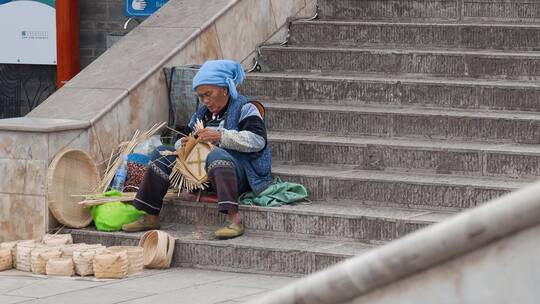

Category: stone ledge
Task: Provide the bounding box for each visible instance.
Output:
[0,117,89,133]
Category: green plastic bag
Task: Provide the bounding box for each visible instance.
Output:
[240,178,308,207]
[88,190,145,232]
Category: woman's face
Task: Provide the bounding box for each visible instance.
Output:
[195,85,228,114]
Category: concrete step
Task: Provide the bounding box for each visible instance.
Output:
[318,0,540,23]
[241,72,540,112]
[265,102,540,144]
[68,227,374,276]
[258,45,540,81]
[159,199,452,243]
[289,21,540,51]
[272,163,525,210]
[268,132,540,179]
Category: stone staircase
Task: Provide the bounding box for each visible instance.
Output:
[70,0,540,277]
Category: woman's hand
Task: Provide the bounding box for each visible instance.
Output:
[196,128,221,143]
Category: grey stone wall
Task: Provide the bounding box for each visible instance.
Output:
[79,0,146,68]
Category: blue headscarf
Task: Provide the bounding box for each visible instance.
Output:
[192,60,245,99]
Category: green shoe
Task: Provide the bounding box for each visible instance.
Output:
[122,215,161,232]
[214,222,245,239]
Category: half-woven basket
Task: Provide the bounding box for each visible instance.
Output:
[170,136,213,192]
[0,249,13,271]
[107,246,144,275]
[138,230,175,269]
[47,149,99,228]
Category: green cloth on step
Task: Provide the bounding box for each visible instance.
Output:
[239,178,308,207]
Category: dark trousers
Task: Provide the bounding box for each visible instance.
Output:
[133,145,249,216]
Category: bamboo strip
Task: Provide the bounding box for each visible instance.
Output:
[95,122,166,193]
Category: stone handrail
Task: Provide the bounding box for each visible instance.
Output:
[0,0,315,242]
[248,180,540,303]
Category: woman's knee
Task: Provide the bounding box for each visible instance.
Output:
[205,148,234,169]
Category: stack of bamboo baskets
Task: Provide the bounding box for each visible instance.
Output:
[0,234,145,280]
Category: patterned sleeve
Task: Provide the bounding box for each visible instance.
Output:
[220,103,267,153]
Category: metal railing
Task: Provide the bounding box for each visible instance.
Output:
[0,64,56,119]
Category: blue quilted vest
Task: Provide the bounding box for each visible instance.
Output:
[190,95,272,194]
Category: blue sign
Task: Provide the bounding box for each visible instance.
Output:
[125,0,168,17]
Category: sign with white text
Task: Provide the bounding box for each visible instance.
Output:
[0,0,56,65]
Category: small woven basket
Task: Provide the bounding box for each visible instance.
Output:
[42,234,73,246]
[73,246,106,276]
[0,241,19,266]
[31,247,62,275]
[60,244,89,258]
[0,249,13,271]
[107,246,144,275]
[46,257,74,276]
[15,241,38,272]
[93,251,129,279]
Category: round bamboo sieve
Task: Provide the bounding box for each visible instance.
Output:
[47,149,99,228]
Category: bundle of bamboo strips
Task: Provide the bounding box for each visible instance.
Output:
[95,122,167,193]
[75,192,137,207]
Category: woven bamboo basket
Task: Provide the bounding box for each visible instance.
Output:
[0,241,19,266]
[73,246,106,276]
[31,247,62,275]
[85,244,106,250]
[107,246,144,275]
[93,251,128,279]
[0,249,13,271]
[60,243,90,258]
[47,149,99,228]
[46,257,74,276]
[139,230,175,269]
[15,241,38,272]
[42,234,73,246]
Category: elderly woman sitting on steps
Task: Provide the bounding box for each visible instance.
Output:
[122,60,272,239]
